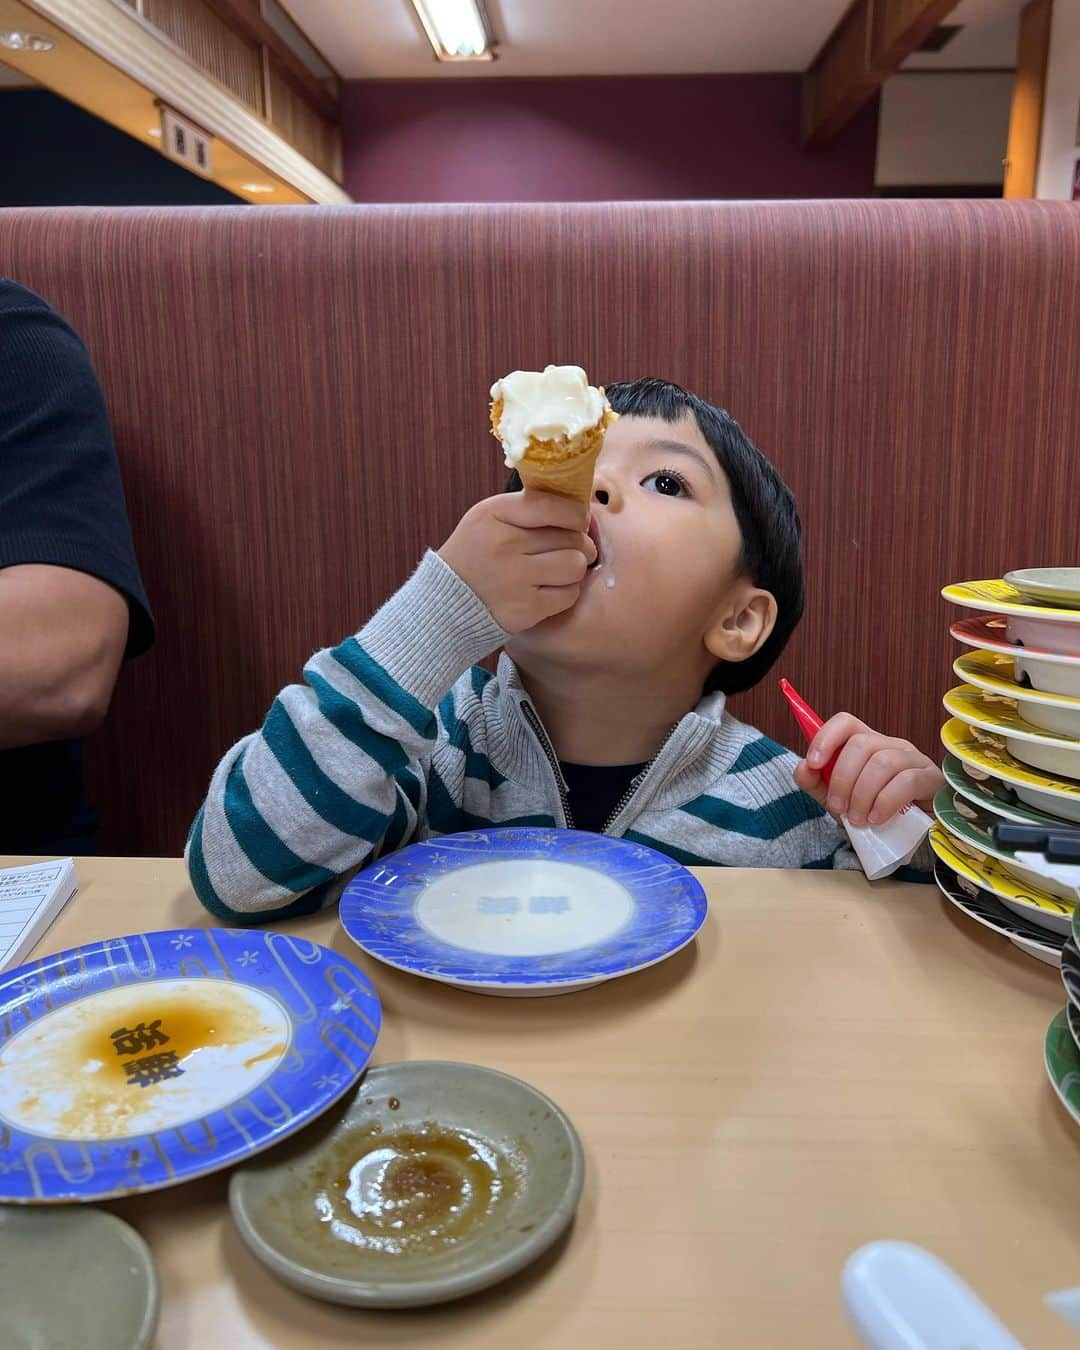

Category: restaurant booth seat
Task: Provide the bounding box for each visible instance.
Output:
[1,200,1077,856]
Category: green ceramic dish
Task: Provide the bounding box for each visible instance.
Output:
[1045,1007,1080,1128]
[229,1060,584,1308]
[0,1206,159,1349]
[933,787,1077,908]
[941,753,1065,829]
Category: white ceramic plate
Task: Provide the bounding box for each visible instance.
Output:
[1004,568,1080,610]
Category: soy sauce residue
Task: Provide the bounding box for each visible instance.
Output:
[72,997,264,1089]
[275,1121,521,1258]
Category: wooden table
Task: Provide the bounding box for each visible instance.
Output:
[10,856,1080,1348]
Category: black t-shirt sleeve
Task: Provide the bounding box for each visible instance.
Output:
[0,279,154,658]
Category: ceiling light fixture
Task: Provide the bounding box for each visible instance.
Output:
[0,31,54,52]
[241,183,275,193]
[408,0,496,63]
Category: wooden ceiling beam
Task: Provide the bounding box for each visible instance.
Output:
[803,0,965,147]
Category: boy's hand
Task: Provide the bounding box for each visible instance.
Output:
[793,714,944,827]
[439,489,597,633]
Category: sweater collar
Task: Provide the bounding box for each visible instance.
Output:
[488,655,745,809]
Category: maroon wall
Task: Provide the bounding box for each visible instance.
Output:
[342,75,879,203]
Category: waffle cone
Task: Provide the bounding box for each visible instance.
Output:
[491,397,616,507]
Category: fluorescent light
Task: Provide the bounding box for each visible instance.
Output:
[241,183,275,193]
[409,0,495,62]
[0,31,54,52]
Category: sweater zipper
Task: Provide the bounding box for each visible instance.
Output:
[521,700,676,835]
[599,731,675,834]
[520,702,574,828]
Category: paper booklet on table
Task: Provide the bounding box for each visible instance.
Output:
[0,858,78,972]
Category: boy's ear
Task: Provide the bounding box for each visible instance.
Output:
[705,585,777,664]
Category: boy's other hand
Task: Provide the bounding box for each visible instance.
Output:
[793,713,945,827]
[439,489,597,634]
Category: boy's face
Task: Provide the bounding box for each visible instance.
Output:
[507,412,777,695]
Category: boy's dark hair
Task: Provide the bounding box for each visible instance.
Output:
[604,379,804,696]
[506,377,804,697]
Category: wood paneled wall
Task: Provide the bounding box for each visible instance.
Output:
[143,0,264,113]
[266,54,340,181]
[129,0,341,182]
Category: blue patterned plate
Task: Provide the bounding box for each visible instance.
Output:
[0,929,381,1203]
[340,829,708,997]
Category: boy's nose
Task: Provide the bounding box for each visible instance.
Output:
[592,464,619,509]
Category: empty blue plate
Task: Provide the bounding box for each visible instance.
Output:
[340,828,708,996]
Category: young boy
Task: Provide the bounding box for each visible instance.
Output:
[186,378,943,921]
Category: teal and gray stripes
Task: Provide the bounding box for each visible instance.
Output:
[186,551,886,923]
[186,628,439,922]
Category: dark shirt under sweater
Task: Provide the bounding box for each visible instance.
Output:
[559,761,648,835]
[0,279,154,853]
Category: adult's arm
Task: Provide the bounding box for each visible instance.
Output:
[0,280,154,749]
[0,563,129,749]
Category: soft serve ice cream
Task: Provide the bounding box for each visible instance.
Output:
[489,364,617,505]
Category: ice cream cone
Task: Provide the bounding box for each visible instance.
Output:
[491,395,615,507]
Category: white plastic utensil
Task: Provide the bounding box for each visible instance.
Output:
[990,823,1080,903]
[1012,849,1080,903]
[843,1242,1024,1349]
[1046,1286,1080,1328]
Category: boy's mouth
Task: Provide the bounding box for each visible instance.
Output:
[587,516,603,570]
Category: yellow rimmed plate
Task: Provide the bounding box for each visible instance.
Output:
[943,685,1080,780]
[942,579,1080,624]
[954,652,1080,739]
[940,719,1080,824]
[928,825,1074,934]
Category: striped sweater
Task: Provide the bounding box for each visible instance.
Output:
[187,552,921,923]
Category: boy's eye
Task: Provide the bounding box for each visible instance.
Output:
[642,469,690,498]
